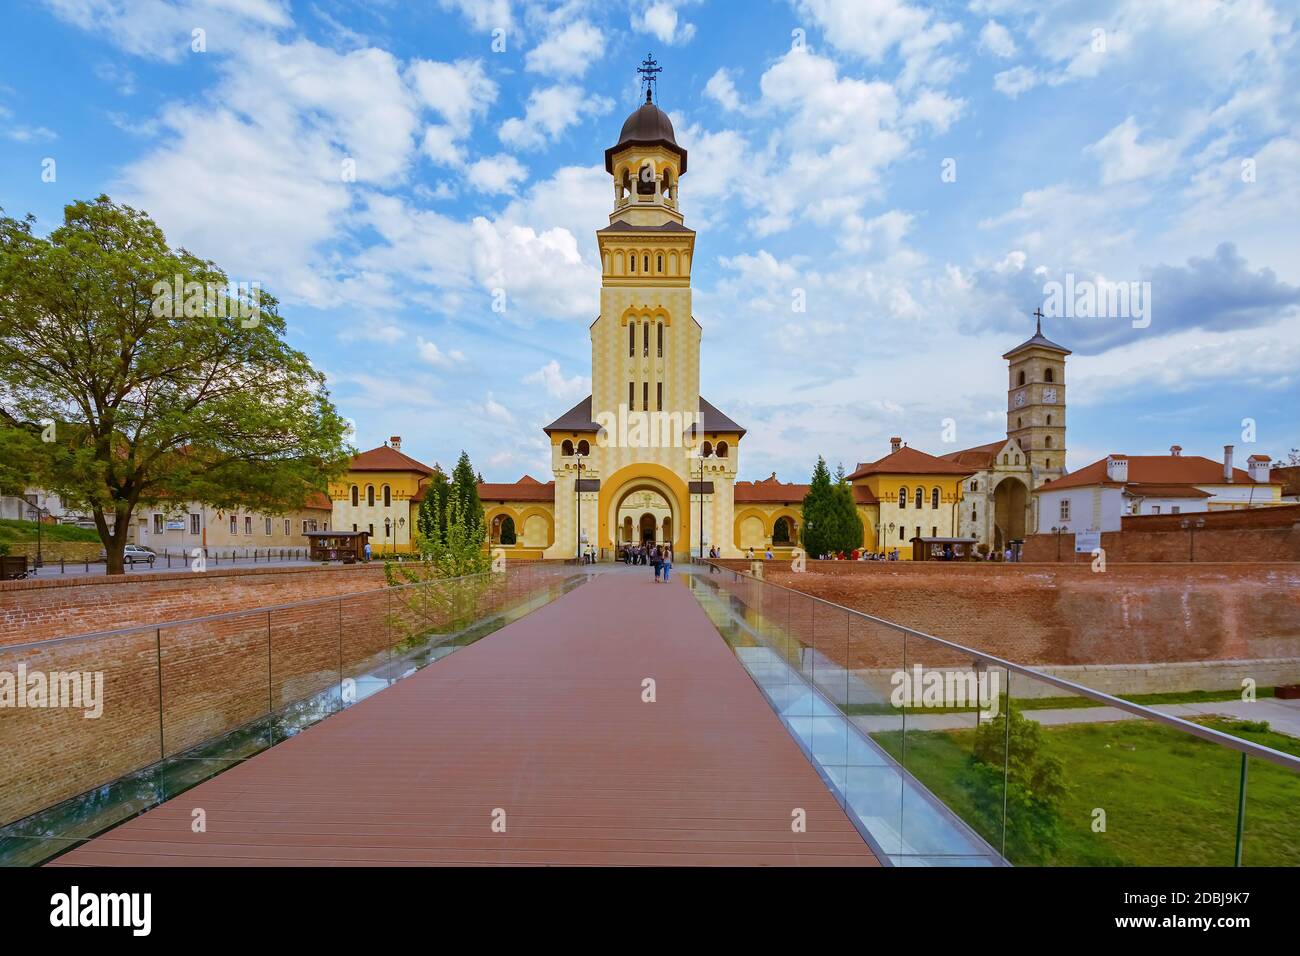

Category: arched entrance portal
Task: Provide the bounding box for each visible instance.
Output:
[993,478,1029,552]
[600,464,690,556]
[619,488,673,546]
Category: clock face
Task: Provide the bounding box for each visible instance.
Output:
[1013,390,1026,408]
[1043,388,1057,403]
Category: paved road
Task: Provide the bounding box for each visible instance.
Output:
[52,569,877,866]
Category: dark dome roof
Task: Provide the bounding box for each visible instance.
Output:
[604,95,687,173]
[618,101,677,146]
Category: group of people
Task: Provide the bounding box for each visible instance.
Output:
[622,542,674,581]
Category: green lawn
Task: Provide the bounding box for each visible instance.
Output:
[0,518,100,546]
[871,717,1300,866]
[841,686,1276,716]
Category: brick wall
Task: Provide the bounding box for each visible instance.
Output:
[0,564,390,646]
[706,559,1300,670]
[0,564,572,827]
[1021,526,1300,563]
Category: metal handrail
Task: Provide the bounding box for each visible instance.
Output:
[701,560,1300,772]
[0,565,561,653]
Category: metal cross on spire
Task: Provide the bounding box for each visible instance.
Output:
[1033,306,1045,335]
[638,53,662,103]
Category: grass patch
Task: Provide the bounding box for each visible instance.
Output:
[0,518,100,546]
[841,687,1275,716]
[871,717,1300,866]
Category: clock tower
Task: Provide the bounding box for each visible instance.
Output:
[1003,310,1070,488]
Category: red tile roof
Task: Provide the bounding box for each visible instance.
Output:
[304,491,333,511]
[1121,484,1213,499]
[939,440,1006,469]
[478,475,556,502]
[734,475,808,503]
[348,444,436,474]
[847,445,976,480]
[1041,454,1274,492]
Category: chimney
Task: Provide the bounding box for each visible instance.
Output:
[1248,455,1271,483]
[1170,445,1182,457]
[1106,455,1128,483]
[390,436,402,451]
[1223,444,1234,483]
[890,436,902,454]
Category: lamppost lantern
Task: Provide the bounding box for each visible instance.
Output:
[574,450,585,561]
[692,445,712,559]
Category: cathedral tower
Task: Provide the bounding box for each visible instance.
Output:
[1003,310,1069,488]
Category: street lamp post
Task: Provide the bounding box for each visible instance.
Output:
[694,448,712,560]
[575,451,584,562]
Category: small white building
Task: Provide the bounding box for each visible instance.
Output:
[1035,445,1284,533]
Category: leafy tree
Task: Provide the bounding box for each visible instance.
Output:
[0,196,351,573]
[801,456,863,557]
[449,450,485,546]
[964,702,1068,863]
[416,465,450,544]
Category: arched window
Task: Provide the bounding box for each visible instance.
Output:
[629,381,635,410]
[577,439,590,456]
[657,254,663,273]
[899,487,908,508]
[970,480,978,492]
[644,255,650,273]
[1018,370,1026,386]
[630,254,637,273]
[931,488,940,509]
[561,439,574,456]
[915,488,924,509]
[366,485,375,507]
[629,323,635,357]
[1046,458,1052,469]
[350,485,359,507]
[972,507,977,521]
[383,485,391,507]
[716,441,728,458]
[899,526,906,540]
[1002,454,1009,465]
[642,322,649,356]
[773,517,793,544]
[701,441,713,457]
[1045,367,1055,383]
[1017,417,1022,428]
[1046,414,1052,425]
[1045,435,1053,447]
[1015,455,1021,465]
[657,323,663,358]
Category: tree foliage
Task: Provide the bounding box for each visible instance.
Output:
[801,456,863,556]
[0,196,351,572]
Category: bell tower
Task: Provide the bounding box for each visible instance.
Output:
[592,54,699,424]
[1003,308,1070,488]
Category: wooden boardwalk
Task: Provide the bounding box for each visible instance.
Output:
[52,569,877,866]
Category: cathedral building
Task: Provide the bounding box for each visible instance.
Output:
[327,69,1075,561]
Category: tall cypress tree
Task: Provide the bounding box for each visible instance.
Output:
[802,456,864,557]
[450,450,485,545]
[417,464,450,544]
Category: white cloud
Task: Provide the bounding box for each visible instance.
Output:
[634,2,696,45]
[408,59,497,135]
[467,153,528,194]
[902,89,964,133]
[525,19,604,77]
[978,20,1017,58]
[436,0,511,33]
[993,65,1041,98]
[794,0,962,90]
[703,68,742,111]
[523,360,590,400]
[499,83,613,149]
[43,0,291,61]
[417,338,468,368]
[482,393,514,423]
[1085,116,1178,185]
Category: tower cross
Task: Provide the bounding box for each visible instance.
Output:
[637,53,662,103]
[1033,306,1044,335]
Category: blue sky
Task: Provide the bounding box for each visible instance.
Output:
[2,0,1298,482]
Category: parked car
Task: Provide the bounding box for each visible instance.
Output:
[99,544,156,566]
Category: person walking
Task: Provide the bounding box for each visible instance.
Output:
[662,545,673,582]
[363,540,372,562]
[652,545,663,581]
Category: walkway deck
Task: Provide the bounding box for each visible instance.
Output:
[52,569,877,866]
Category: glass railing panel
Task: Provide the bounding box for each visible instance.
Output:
[1227,743,1300,866]
[159,610,270,757]
[270,599,341,712]
[0,628,160,830]
[1003,668,1243,866]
